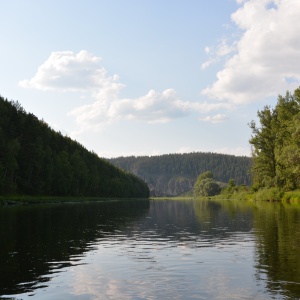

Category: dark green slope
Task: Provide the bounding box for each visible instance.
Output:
[0,96,149,198]
[109,153,252,196]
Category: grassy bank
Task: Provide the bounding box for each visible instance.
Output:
[212,188,300,203]
[0,195,149,206]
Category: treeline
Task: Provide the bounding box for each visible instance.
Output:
[250,87,300,191]
[0,96,149,198]
[109,152,252,196]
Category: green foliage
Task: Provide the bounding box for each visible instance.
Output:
[194,171,221,197]
[109,152,252,196]
[253,188,284,202]
[0,96,149,198]
[228,179,235,188]
[219,178,251,200]
[281,190,300,203]
[228,190,252,201]
[197,171,213,181]
[249,87,300,191]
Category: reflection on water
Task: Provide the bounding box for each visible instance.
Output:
[253,202,300,299]
[0,199,299,299]
[0,200,150,297]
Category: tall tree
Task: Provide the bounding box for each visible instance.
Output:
[249,106,277,189]
[249,87,300,190]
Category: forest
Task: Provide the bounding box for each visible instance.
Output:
[250,87,300,192]
[0,96,149,198]
[109,153,252,196]
[6,84,299,200]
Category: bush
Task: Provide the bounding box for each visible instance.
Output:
[281,190,300,203]
[254,187,284,201]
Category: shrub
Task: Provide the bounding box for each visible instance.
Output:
[254,187,284,201]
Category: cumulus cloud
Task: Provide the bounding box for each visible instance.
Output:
[202,0,300,104]
[19,50,124,93]
[20,50,232,130]
[68,88,192,131]
[69,89,233,131]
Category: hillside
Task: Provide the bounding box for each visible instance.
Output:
[0,96,149,198]
[109,153,252,196]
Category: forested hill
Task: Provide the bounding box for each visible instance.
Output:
[109,153,252,196]
[0,96,149,198]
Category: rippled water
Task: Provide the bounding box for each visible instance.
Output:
[0,199,300,299]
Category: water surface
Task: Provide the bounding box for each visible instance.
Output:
[0,199,299,299]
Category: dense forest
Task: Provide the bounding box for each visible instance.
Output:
[109,153,252,196]
[250,87,300,191]
[0,96,149,198]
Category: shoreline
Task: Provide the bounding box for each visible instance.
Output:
[0,196,150,206]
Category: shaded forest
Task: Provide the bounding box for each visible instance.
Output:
[0,96,149,198]
[109,153,252,196]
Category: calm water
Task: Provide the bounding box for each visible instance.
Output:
[0,199,300,300]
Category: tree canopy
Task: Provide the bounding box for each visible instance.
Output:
[249,87,300,191]
[0,96,149,198]
[109,152,252,196]
[194,171,221,197]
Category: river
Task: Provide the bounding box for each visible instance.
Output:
[0,199,299,299]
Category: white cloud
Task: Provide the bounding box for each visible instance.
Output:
[201,39,236,70]
[19,50,124,93]
[69,89,232,130]
[109,89,190,123]
[69,91,234,131]
[20,50,234,131]
[199,113,228,123]
[202,0,300,104]
[68,88,193,131]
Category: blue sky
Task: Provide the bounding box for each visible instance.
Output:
[1,0,300,158]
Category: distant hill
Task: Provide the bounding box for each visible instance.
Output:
[0,96,149,198]
[109,153,252,196]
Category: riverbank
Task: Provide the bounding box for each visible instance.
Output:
[150,189,300,204]
[212,188,300,203]
[3,190,300,206]
[0,195,149,206]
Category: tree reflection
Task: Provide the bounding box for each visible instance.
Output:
[193,199,253,234]
[1,199,300,299]
[0,200,149,296]
[253,202,300,299]
[194,199,300,299]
